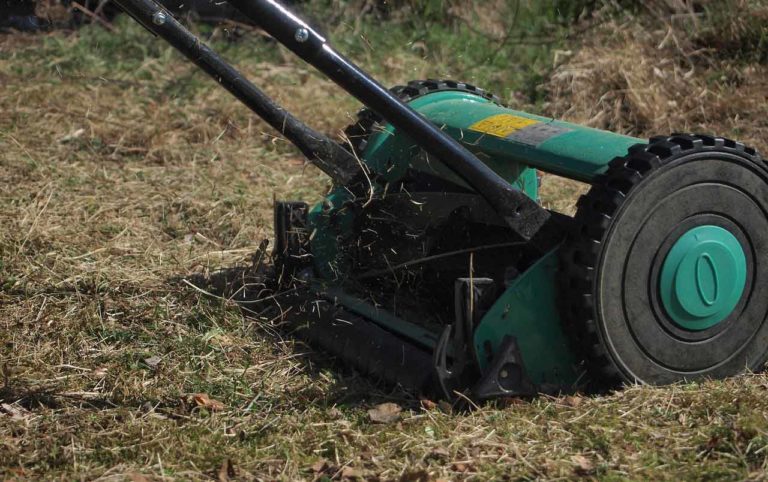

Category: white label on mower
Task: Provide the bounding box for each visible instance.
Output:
[507,123,573,146]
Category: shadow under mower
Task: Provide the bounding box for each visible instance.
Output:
[113,0,768,401]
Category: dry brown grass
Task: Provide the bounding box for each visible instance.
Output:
[2,5,768,480]
[539,0,768,211]
[545,0,768,152]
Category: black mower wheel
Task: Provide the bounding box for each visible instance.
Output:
[562,134,768,386]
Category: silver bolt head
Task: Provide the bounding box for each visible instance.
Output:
[152,11,168,26]
[294,28,310,43]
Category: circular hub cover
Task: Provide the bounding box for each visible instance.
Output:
[561,135,768,386]
[660,225,747,331]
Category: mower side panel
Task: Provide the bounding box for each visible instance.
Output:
[307,189,355,279]
[473,248,581,389]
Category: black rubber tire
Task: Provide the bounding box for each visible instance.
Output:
[561,134,768,386]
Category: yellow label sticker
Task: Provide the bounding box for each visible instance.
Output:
[469,114,539,138]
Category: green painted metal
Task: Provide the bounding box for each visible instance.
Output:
[365,90,643,183]
[473,248,580,387]
[660,225,747,331]
[307,189,355,279]
[361,90,540,199]
[310,89,543,279]
[311,89,644,279]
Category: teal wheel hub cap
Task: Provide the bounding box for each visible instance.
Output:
[660,225,747,331]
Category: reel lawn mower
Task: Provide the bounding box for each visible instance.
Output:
[113,0,768,400]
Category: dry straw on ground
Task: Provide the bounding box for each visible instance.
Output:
[546,0,768,152]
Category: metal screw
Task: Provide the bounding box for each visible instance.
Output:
[152,11,167,26]
[294,28,309,43]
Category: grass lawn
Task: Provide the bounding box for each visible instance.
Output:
[2,3,768,480]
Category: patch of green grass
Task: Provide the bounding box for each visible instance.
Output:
[5,2,576,109]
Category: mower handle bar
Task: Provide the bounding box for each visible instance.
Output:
[112,0,550,240]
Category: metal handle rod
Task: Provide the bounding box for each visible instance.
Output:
[226,0,549,238]
[113,0,550,239]
[113,0,361,185]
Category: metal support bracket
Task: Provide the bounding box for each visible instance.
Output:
[472,336,536,400]
[434,277,496,399]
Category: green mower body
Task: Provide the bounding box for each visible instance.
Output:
[302,86,640,391]
[117,0,768,400]
[274,81,768,398]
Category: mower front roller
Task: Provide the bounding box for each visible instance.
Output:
[290,299,438,392]
[562,135,768,385]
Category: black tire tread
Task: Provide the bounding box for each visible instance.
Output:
[561,134,764,385]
